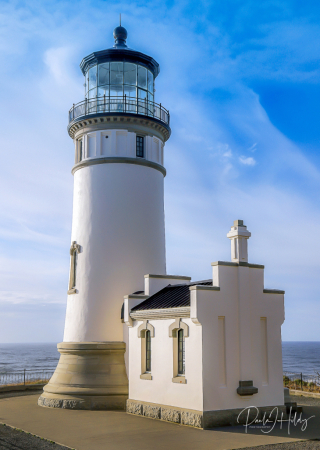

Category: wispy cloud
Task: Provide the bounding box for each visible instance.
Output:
[239,156,256,166]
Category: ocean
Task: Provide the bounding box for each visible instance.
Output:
[282,341,320,375]
[0,341,319,375]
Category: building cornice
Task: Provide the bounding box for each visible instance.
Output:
[144,274,191,280]
[263,289,285,294]
[80,48,160,77]
[68,113,171,141]
[72,157,166,177]
[189,285,220,291]
[211,261,265,269]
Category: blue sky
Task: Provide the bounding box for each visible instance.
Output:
[0,0,319,342]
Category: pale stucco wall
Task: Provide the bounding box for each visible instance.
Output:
[192,264,284,412]
[128,262,284,413]
[75,129,164,166]
[128,318,203,411]
[63,162,166,343]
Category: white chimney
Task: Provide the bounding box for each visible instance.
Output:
[227,220,251,263]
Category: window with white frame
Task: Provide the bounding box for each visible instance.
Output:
[169,318,189,383]
[138,320,154,380]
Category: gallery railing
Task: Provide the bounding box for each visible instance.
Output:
[0,369,54,386]
[69,96,170,126]
[283,371,320,393]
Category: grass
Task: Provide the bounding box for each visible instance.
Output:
[283,375,320,393]
[1,379,50,387]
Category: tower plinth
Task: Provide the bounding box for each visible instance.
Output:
[39,26,170,410]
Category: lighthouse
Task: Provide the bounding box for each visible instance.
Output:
[39,24,286,425]
[39,25,171,410]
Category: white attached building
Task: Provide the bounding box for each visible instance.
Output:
[124,220,286,428]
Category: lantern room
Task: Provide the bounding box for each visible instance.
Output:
[68,25,168,123]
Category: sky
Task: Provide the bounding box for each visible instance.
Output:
[0,0,319,342]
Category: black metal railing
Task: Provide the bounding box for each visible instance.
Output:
[283,371,320,393]
[68,96,170,126]
[0,369,54,387]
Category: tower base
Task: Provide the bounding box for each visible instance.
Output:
[38,342,128,410]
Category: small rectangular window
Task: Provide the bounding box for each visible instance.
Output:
[136,136,144,158]
[79,139,83,162]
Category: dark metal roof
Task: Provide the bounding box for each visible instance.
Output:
[131,280,212,311]
[80,48,160,77]
[80,26,160,77]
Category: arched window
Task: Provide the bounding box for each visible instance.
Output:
[137,320,154,380]
[145,330,151,373]
[72,251,77,288]
[68,241,81,295]
[168,318,188,383]
[178,329,185,375]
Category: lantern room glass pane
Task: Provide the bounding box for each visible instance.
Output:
[138,66,147,89]
[124,85,136,98]
[110,62,123,85]
[147,71,153,93]
[124,86,136,112]
[98,63,109,86]
[98,86,109,97]
[147,93,154,116]
[88,66,97,90]
[110,86,123,100]
[124,63,137,86]
[88,88,97,99]
[138,89,147,99]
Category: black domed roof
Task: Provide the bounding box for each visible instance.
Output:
[113,26,128,48]
[80,26,160,77]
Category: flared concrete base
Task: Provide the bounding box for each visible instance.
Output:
[38,342,128,410]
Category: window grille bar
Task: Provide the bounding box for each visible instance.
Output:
[178,329,185,375]
[146,330,151,372]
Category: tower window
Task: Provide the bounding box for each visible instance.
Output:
[145,330,151,372]
[72,252,77,288]
[178,329,185,375]
[79,139,83,162]
[136,136,144,158]
[68,241,81,295]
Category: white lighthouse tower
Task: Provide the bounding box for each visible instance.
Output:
[39,25,171,410]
